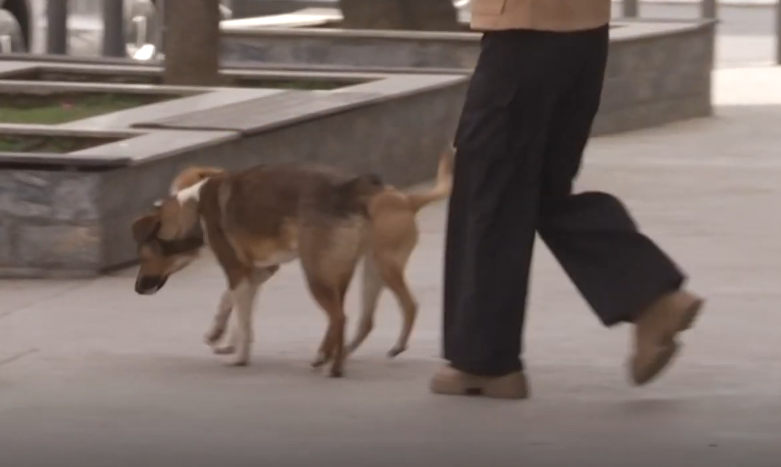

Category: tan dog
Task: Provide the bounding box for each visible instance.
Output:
[132,150,453,377]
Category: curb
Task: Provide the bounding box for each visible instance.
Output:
[611,0,775,6]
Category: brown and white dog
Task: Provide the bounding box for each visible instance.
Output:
[131,149,453,377]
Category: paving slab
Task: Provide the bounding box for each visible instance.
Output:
[1,66,780,466]
[136,90,382,135]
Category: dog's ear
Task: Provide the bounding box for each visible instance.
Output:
[132,214,160,243]
[193,167,226,180]
[170,166,226,193]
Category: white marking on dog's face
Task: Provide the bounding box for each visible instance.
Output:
[175,179,207,204]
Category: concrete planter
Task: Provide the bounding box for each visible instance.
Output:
[221,19,716,135]
[0,67,466,277]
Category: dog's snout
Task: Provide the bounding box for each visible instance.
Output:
[135,275,167,295]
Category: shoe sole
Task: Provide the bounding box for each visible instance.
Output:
[429,373,529,400]
[631,297,704,386]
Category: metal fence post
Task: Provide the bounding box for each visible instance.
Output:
[701,0,717,19]
[0,9,24,53]
[155,0,166,59]
[46,0,68,54]
[776,0,781,65]
[103,0,126,57]
[623,0,639,18]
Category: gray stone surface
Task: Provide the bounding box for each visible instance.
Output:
[0,170,54,220]
[70,129,239,163]
[221,20,716,135]
[222,27,481,70]
[15,223,102,267]
[0,217,11,264]
[594,21,716,134]
[1,66,781,466]
[137,89,382,134]
[58,87,283,131]
[0,170,102,274]
[0,170,100,222]
[220,19,708,70]
[0,60,32,75]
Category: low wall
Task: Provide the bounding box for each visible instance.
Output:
[596,20,715,134]
[0,72,466,278]
[222,19,716,135]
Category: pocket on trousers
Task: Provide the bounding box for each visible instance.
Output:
[471,0,508,15]
[453,63,517,152]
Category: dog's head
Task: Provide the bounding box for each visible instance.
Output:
[132,166,226,295]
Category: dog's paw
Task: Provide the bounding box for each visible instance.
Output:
[204,328,225,346]
[310,352,329,369]
[329,368,344,378]
[387,345,407,358]
[227,355,250,367]
[213,344,236,355]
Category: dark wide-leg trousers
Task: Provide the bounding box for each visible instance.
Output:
[443,25,686,377]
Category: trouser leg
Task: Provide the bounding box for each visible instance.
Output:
[536,26,686,325]
[443,30,572,377]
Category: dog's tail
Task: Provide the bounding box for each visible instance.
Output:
[170,166,227,194]
[405,146,454,213]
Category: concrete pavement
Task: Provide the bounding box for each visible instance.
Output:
[2,66,781,466]
[613,0,776,6]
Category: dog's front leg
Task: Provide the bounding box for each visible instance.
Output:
[205,289,234,353]
[226,266,279,366]
[205,266,280,357]
[229,277,260,366]
[214,312,240,355]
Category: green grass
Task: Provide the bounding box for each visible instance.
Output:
[7,71,360,91]
[0,134,122,153]
[0,92,175,124]
[231,79,354,90]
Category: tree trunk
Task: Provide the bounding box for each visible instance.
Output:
[163,0,222,86]
[339,0,459,31]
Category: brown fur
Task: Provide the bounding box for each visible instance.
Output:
[131,149,453,377]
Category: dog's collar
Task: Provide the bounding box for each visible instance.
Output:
[157,236,205,256]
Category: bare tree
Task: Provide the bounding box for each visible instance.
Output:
[163,0,222,86]
[339,0,460,31]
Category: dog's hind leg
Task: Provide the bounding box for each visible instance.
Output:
[364,212,418,358]
[300,222,364,377]
[306,279,349,377]
[347,254,385,355]
[374,251,418,358]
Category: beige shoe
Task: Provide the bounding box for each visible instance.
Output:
[630,290,704,386]
[429,366,529,399]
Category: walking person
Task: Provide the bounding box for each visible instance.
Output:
[430,0,704,399]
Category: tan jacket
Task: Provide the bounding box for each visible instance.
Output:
[470,0,612,32]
